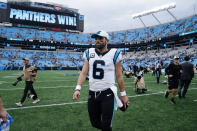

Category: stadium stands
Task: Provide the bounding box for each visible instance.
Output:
[0,15,197,44]
[0,15,197,70]
[0,44,196,71]
[122,45,197,71]
[0,49,83,70]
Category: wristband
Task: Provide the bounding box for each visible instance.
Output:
[75,85,81,91]
[120,91,126,96]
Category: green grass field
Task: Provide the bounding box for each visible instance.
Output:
[0,70,197,131]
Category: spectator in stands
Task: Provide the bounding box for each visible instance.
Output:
[16,58,40,107]
[178,56,194,98]
[0,97,8,121]
[165,56,182,104]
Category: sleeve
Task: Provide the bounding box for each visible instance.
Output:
[32,66,37,73]
[27,67,33,72]
[113,49,122,64]
[83,49,89,61]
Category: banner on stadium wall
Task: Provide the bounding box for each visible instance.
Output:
[0,2,84,31]
[9,8,77,27]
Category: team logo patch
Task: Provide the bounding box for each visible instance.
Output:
[90,53,95,58]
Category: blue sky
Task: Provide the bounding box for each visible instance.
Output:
[30,0,197,33]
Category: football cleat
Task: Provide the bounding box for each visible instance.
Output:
[32,99,40,104]
[170,98,176,104]
[16,102,22,107]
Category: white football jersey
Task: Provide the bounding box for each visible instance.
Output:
[83,48,122,91]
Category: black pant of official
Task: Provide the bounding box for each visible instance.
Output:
[178,79,191,98]
[88,89,115,131]
[156,77,160,84]
[20,81,38,103]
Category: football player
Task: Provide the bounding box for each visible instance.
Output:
[73,30,129,131]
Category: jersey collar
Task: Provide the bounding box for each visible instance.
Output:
[95,48,111,57]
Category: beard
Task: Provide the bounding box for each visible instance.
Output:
[95,42,106,50]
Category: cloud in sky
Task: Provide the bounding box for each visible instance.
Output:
[31,0,197,33]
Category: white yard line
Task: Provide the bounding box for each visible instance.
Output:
[6,89,197,111]
[0,82,197,91]
[128,91,164,98]
[0,85,75,91]
[193,100,197,102]
[6,101,87,111]
[0,85,147,91]
[6,92,162,111]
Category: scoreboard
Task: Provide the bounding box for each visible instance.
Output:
[0,2,84,32]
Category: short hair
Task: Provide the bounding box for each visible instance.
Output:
[184,56,190,61]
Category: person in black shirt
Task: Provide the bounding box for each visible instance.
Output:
[165,56,182,104]
[178,56,194,98]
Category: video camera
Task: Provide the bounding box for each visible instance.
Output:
[12,77,22,86]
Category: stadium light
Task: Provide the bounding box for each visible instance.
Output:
[132,3,177,27]
[132,3,176,19]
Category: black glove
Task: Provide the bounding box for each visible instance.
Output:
[32,68,37,73]
[12,77,22,86]
[17,77,22,81]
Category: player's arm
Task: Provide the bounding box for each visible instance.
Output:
[18,73,24,78]
[73,60,89,100]
[30,69,37,77]
[165,64,173,77]
[0,97,8,121]
[115,62,129,107]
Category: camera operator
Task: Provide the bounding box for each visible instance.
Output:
[134,71,147,94]
[16,58,40,107]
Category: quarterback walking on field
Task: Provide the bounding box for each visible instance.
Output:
[73,30,129,131]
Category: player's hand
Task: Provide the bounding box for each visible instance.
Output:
[73,90,80,100]
[120,96,129,108]
[0,108,8,121]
